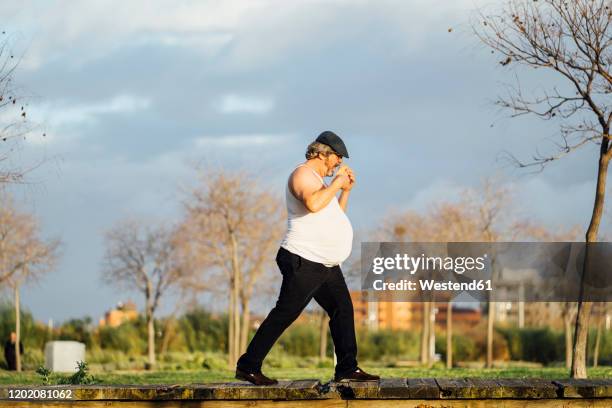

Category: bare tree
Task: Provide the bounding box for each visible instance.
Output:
[180,170,284,368]
[475,0,612,377]
[471,182,506,369]
[0,195,31,283]
[0,33,37,184]
[102,220,192,370]
[0,193,59,371]
[377,179,551,367]
[517,222,581,368]
[158,278,205,356]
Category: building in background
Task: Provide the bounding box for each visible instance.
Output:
[98,301,139,328]
[351,290,481,330]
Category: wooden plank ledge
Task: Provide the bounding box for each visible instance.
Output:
[0,378,610,407]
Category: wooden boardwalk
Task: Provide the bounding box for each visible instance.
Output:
[1,378,611,407]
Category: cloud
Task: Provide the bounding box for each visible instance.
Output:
[404,179,467,212]
[3,0,493,71]
[143,31,234,55]
[37,95,150,126]
[194,133,291,148]
[2,0,264,70]
[216,94,274,114]
[25,94,150,144]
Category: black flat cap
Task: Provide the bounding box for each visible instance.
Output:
[315,131,349,158]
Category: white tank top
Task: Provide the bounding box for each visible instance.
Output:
[280,164,354,267]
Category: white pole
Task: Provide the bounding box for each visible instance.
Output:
[518,283,525,328]
[333,345,337,367]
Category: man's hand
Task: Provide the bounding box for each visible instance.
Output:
[332,173,351,190]
[345,168,355,191]
[336,166,354,212]
[335,165,355,191]
[336,165,350,177]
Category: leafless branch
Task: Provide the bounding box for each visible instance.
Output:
[474,0,612,168]
[0,192,60,288]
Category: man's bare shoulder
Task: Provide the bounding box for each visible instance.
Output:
[289,166,323,200]
[290,166,321,185]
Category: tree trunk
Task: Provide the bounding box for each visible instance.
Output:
[239,299,250,355]
[228,278,235,368]
[233,284,241,363]
[572,301,593,377]
[319,309,328,361]
[572,149,610,378]
[14,281,21,372]
[146,307,156,370]
[446,300,452,369]
[564,303,574,369]
[486,302,495,368]
[428,302,436,367]
[145,279,156,370]
[420,302,430,365]
[229,233,242,368]
[593,303,603,368]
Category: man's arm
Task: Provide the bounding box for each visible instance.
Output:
[338,190,350,212]
[337,168,355,212]
[290,167,350,213]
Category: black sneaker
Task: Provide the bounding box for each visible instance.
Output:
[235,367,278,386]
[334,367,380,382]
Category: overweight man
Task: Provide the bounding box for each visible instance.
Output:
[236,131,379,385]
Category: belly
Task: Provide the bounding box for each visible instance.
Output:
[282,199,354,264]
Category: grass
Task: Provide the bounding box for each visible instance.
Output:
[1,366,611,385]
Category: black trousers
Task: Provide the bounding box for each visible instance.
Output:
[237,247,358,376]
[4,341,22,371]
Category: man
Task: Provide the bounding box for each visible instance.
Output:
[236,131,379,385]
[4,332,23,371]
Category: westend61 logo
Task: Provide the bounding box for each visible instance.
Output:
[369,252,492,294]
[371,253,488,275]
[360,242,612,302]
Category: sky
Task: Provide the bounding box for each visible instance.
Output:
[0,0,609,325]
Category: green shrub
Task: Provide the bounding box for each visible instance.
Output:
[497,327,564,364]
[265,348,300,368]
[435,333,478,363]
[86,349,147,371]
[0,302,51,352]
[588,327,612,366]
[277,324,319,357]
[57,361,97,385]
[157,351,204,370]
[57,317,95,347]
[179,309,227,352]
[200,352,228,370]
[21,348,45,370]
[461,322,510,362]
[356,329,421,360]
[97,322,146,354]
[87,348,127,364]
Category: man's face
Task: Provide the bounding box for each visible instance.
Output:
[10,332,16,342]
[323,152,342,177]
